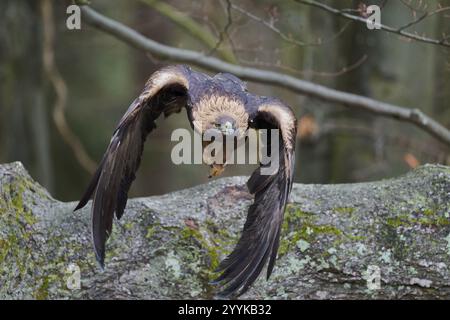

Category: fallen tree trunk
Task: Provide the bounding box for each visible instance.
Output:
[0,161,449,299]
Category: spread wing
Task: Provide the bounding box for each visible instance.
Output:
[74,65,193,267]
[213,98,297,298]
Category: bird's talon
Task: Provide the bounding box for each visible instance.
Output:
[209,164,225,178]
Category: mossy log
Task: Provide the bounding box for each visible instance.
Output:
[0,161,449,299]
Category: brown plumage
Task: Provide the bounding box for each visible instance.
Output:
[74,65,297,298]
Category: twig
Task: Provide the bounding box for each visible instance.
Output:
[293,0,450,47]
[398,3,450,31]
[79,5,450,147]
[208,0,233,56]
[239,54,368,78]
[231,3,351,47]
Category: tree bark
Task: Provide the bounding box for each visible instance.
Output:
[0,161,449,299]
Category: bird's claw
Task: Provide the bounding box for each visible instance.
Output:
[208,164,225,178]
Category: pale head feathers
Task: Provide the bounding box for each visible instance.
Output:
[192,95,249,139]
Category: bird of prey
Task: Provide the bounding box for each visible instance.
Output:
[74,65,297,298]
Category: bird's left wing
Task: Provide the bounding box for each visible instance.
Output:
[213,98,297,297]
[74,65,194,267]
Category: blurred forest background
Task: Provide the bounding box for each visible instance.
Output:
[0,0,449,202]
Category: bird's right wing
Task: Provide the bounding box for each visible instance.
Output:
[74,65,193,267]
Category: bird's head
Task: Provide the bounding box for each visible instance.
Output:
[192,95,248,139]
[214,115,236,136]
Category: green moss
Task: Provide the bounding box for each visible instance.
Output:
[309,224,343,236]
[123,221,134,230]
[11,186,24,210]
[180,226,220,273]
[279,206,366,257]
[278,239,290,257]
[282,206,316,229]
[279,206,354,256]
[0,174,69,299]
[334,207,356,215]
[144,223,180,240]
[385,209,450,228]
[34,277,50,300]
[386,216,405,228]
[0,180,37,268]
[0,238,11,263]
[146,226,156,238]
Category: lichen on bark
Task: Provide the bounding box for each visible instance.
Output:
[0,161,449,299]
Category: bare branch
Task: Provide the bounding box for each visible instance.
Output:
[293,0,450,48]
[79,5,450,147]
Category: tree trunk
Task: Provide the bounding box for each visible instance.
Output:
[0,161,449,299]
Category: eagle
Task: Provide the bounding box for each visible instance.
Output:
[74,65,297,298]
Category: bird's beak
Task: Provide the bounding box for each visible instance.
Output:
[220,121,236,136]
